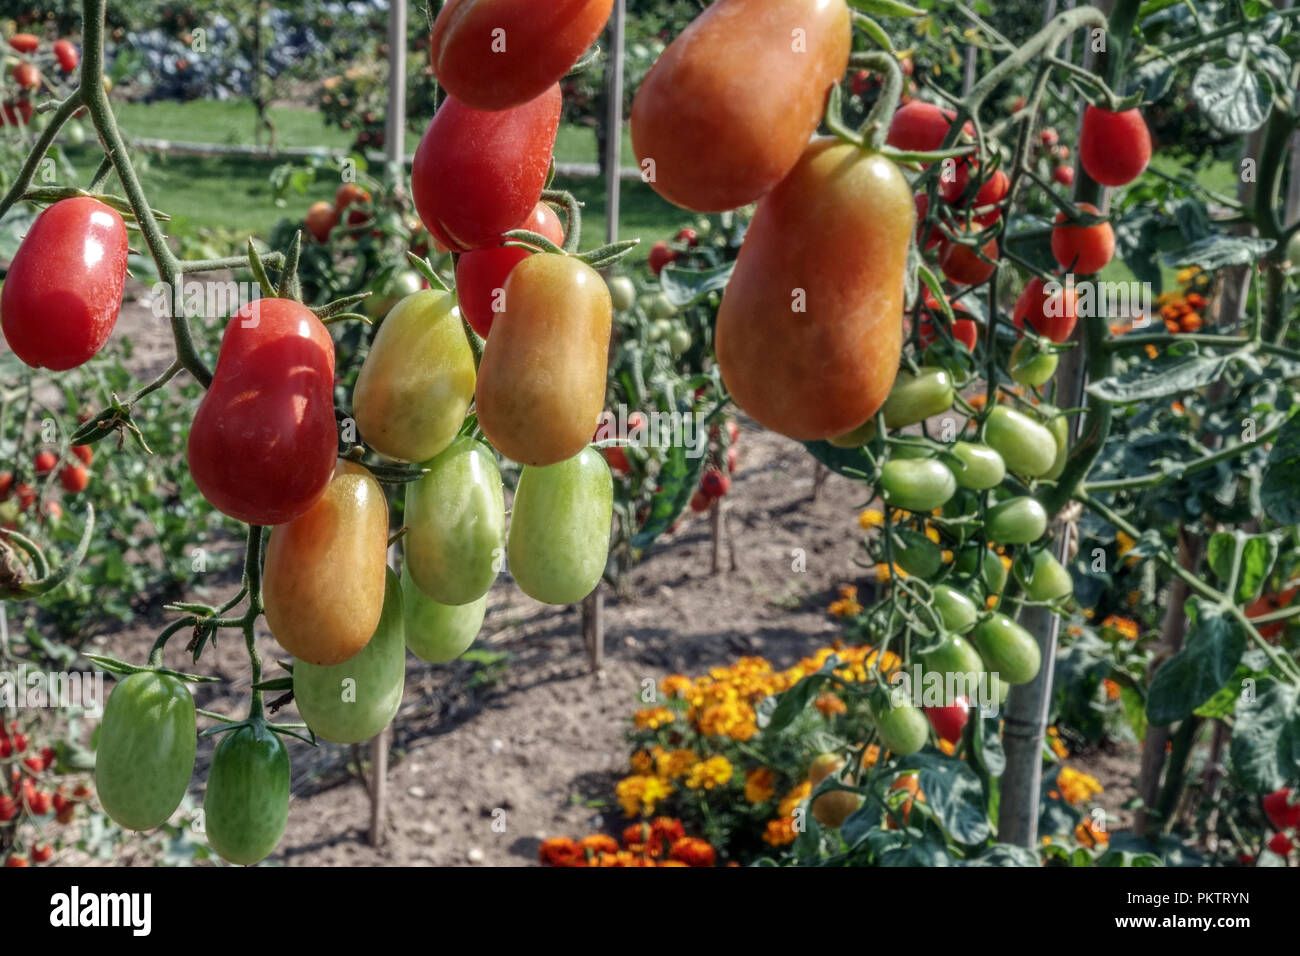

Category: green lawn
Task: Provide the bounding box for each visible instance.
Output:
[65,99,674,250]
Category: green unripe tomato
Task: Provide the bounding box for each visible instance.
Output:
[1021,549,1074,601]
[1040,406,1070,480]
[650,318,673,341]
[881,367,956,429]
[919,633,986,680]
[984,405,1058,478]
[668,328,692,356]
[95,672,196,831]
[606,276,636,311]
[827,418,876,448]
[1009,337,1058,387]
[869,695,930,755]
[985,496,1048,544]
[892,529,943,579]
[879,458,957,513]
[948,442,1006,490]
[955,546,1007,594]
[930,585,980,634]
[203,723,290,865]
[293,568,405,745]
[648,293,677,320]
[401,563,487,663]
[971,613,1042,685]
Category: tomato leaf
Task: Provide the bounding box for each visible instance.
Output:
[1160,234,1275,270]
[1190,60,1271,134]
[1087,348,1254,404]
[628,441,707,551]
[901,752,991,845]
[847,0,924,17]
[658,262,734,308]
[802,440,875,480]
[1146,598,1247,725]
[761,661,839,733]
[1206,530,1278,603]
[968,844,1039,866]
[1261,412,1300,524]
[1228,677,1300,793]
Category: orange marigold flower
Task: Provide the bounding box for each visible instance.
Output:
[861,744,880,770]
[969,393,988,409]
[938,738,956,755]
[579,834,620,856]
[815,692,848,717]
[1075,818,1110,848]
[634,706,676,730]
[859,509,885,529]
[622,822,651,850]
[1171,401,1185,415]
[829,595,863,617]
[658,859,689,867]
[539,837,582,867]
[1186,292,1207,309]
[1146,344,1160,358]
[669,837,717,867]
[1103,678,1121,701]
[1109,321,1129,336]
[1057,766,1103,805]
[660,674,692,698]
[650,817,685,845]
[615,774,672,818]
[1101,614,1140,640]
[778,781,812,818]
[629,748,654,774]
[763,817,798,847]
[745,767,776,804]
[654,748,699,780]
[685,755,734,790]
[1181,313,1202,332]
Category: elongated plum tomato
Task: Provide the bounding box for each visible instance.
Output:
[927,590,981,636]
[294,568,405,745]
[431,0,613,110]
[8,33,39,53]
[507,446,613,605]
[188,298,336,525]
[1079,105,1151,187]
[476,254,612,466]
[983,405,1058,478]
[1021,550,1074,602]
[869,696,929,755]
[95,673,195,831]
[411,84,560,252]
[716,139,912,439]
[939,233,998,286]
[971,612,1041,685]
[948,442,1005,491]
[262,461,389,666]
[631,0,850,212]
[54,39,79,73]
[985,495,1048,544]
[1013,276,1078,343]
[1051,202,1114,274]
[1,197,127,371]
[886,100,973,154]
[204,724,289,866]
[455,202,565,338]
[925,697,969,745]
[352,290,475,463]
[879,458,957,513]
[403,437,505,606]
[402,564,487,663]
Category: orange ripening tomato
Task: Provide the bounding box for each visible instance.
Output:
[475,254,612,466]
[1013,276,1079,343]
[1051,202,1115,274]
[455,202,566,338]
[939,233,998,286]
[715,139,913,440]
[631,0,850,212]
[188,298,337,526]
[305,201,338,243]
[430,0,613,110]
[262,460,389,666]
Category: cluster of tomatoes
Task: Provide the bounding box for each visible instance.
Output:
[689,419,739,513]
[2,32,78,127]
[0,444,93,529]
[303,181,374,243]
[1,721,92,868]
[1263,787,1298,859]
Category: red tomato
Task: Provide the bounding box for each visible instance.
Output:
[1013,277,1079,343]
[887,100,972,154]
[4,855,29,868]
[15,484,36,512]
[1,100,34,126]
[31,844,53,864]
[12,62,40,90]
[849,69,871,97]
[1053,165,1074,186]
[1263,788,1300,831]
[53,39,78,72]
[937,158,972,204]
[0,472,11,498]
[34,451,57,476]
[334,182,370,211]
[0,795,15,822]
[431,0,613,110]
[925,696,969,744]
[919,292,979,351]
[304,201,337,242]
[1246,589,1297,640]
[59,464,89,494]
[675,227,699,247]
[971,169,1010,226]
[1039,128,1058,147]
[1051,202,1115,274]
[455,202,566,337]
[595,411,646,474]
[631,0,851,212]
[1056,145,1071,160]
[42,501,61,522]
[1,198,128,371]
[188,299,337,525]
[8,34,39,54]
[648,240,677,276]
[700,468,730,499]
[412,85,560,251]
[726,446,738,473]
[939,234,998,286]
[71,444,93,465]
[1268,832,1294,856]
[27,788,51,815]
[1080,105,1152,187]
[689,489,711,512]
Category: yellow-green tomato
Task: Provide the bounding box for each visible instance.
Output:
[984,405,1058,478]
[1021,550,1074,601]
[401,564,487,663]
[948,442,1005,490]
[971,612,1042,685]
[879,458,957,512]
[507,446,613,605]
[203,723,290,866]
[293,568,406,745]
[1009,337,1058,387]
[353,289,476,463]
[985,496,1048,544]
[403,437,505,606]
[606,276,636,311]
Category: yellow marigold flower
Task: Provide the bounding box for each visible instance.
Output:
[1103,678,1121,701]
[874,563,908,582]
[1156,290,1179,306]
[1046,726,1069,759]
[778,781,812,818]
[655,748,699,780]
[685,755,734,791]
[1116,530,1135,556]
[1057,766,1103,805]
[745,767,776,804]
[1000,554,1013,573]
[634,706,676,730]
[660,674,692,698]
[763,817,798,847]
[1083,608,1095,619]
[814,692,847,717]
[616,774,672,818]
[829,594,863,618]
[859,508,884,529]
[630,748,654,774]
